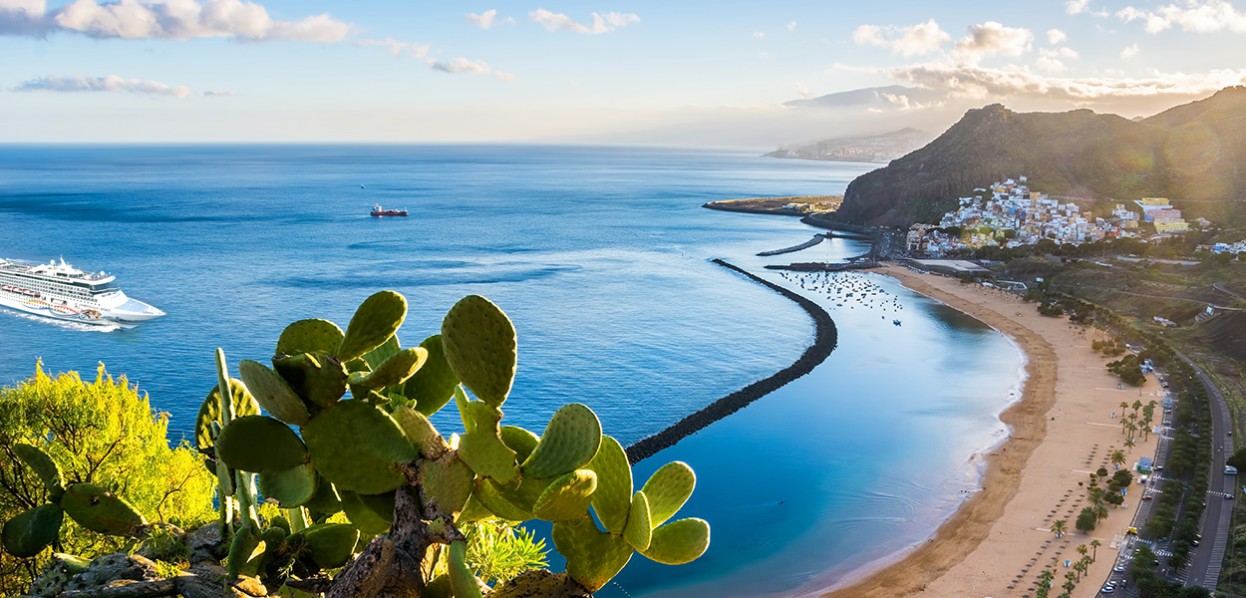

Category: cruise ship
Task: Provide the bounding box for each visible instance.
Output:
[0,257,165,327]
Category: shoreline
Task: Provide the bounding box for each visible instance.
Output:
[624,258,838,464]
[814,264,1160,598]
[813,264,1059,597]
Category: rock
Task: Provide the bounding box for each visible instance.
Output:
[29,553,90,597]
[489,570,591,598]
[64,554,160,592]
[178,562,268,598]
[186,522,227,563]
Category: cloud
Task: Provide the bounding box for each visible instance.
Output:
[851,18,950,57]
[12,74,190,98]
[357,37,430,59]
[787,20,796,31]
[0,0,352,41]
[203,89,235,97]
[885,62,1246,102]
[528,8,638,34]
[1117,1,1246,33]
[1121,43,1141,58]
[427,57,490,75]
[1066,0,1092,14]
[494,70,515,82]
[752,31,764,39]
[793,83,812,99]
[954,21,1033,62]
[1047,28,1068,44]
[466,9,512,30]
[1036,47,1078,72]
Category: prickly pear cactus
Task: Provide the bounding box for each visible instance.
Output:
[193,290,710,596]
[1,504,63,558]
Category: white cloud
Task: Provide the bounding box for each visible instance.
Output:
[12,74,190,98]
[752,31,764,39]
[203,89,236,97]
[0,0,352,41]
[793,82,812,99]
[466,9,512,30]
[886,62,1246,102]
[357,37,430,59]
[1121,43,1141,58]
[954,21,1034,62]
[528,8,638,34]
[851,18,950,57]
[1066,0,1091,14]
[1036,47,1078,71]
[427,57,491,75]
[1047,28,1068,44]
[787,20,796,31]
[494,70,516,82]
[1117,1,1246,34]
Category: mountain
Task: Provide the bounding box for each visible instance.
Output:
[764,128,934,164]
[784,85,943,110]
[836,86,1246,227]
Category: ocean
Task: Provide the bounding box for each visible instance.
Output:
[0,144,1023,596]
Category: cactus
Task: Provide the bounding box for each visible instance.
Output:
[521,403,602,480]
[239,360,310,426]
[277,318,345,356]
[13,443,64,493]
[587,435,631,534]
[348,347,428,390]
[338,290,407,361]
[532,469,597,522]
[1,504,63,558]
[638,518,710,565]
[440,295,517,408]
[258,463,318,508]
[215,415,310,473]
[403,335,459,416]
[273,352,349,409]
[640,461,695,528]
[302,400,417,495]
[59,483,147,536]
[189,291,709,595]
[622,491,651,551]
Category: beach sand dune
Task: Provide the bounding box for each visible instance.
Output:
[816,265,1161,598]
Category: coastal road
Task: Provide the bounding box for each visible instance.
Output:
[1213,282,1246,302]
[1177,350,1234,591]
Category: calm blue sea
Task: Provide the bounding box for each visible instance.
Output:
[0,145,1022,596]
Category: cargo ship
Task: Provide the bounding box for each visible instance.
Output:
[370,204,408,217]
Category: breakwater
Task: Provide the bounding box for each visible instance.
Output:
[756,234,827,257]
[624,259,838,464]
[764,261,880,272]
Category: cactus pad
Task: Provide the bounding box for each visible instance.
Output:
[500,426,540,463]
[348,347,427,390]
[1,504,63,558]
[258,463,318,508]
[533,469,597,522]
[341,491,395,536]
[403,335,460,416]
[216,415,310,474]
[273,352,348,409]
[302,400,417,495]
[638,518,710,565]
[623,491,652,551]
[552,519,633,593]
[195,378,259,453]
[392,406,449,458]
[361,335,400,371]
[303,476,344,515]
[457,495,493,524]
[640,461,695,528]
[420,456,474,516]
[338,291,407,361]
[239,360,310,426]
[296,523,360,570]
[60,483,146,536]
[13,443,63,492]
[521,403,602,480]
[587,435,631,534]
[448,539,484,598]
[440,295,517,408]
[456,394,519,484]
[473,479,534,521]
[276,319,344,356]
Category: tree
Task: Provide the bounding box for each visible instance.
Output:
[1090,538,1101,561]
[1051,519,1067,538]
[1125,437,1136,450]
[1112,449,1126,470]
[1076,507,1098,532]
[1077,544,1089,560]
[0,363,217,596]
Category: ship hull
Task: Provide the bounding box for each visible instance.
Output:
[0,294,128,327]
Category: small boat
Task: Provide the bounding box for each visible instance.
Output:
[370,204,408,218]
[893,319,902,326]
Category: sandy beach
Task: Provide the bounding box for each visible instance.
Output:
[817,264,1162,598]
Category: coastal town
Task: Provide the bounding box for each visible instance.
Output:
[905,176,1200,256]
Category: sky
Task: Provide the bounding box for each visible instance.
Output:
[2,0,1246,145]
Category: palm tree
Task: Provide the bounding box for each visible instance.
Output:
[1120,400,1129,414]
[1133,399,1143,416]
[1051,519,1067,538]
[1062,571,1077,594]
[1071,558,1087,581]
[1112,449,1126,470]
[1077,544,1089,560]
[1090,538,1101,561]
[1125,436,1136,450]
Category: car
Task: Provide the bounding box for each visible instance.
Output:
[1101,585,1115,594]
[1142,493,1153,500]
[1228,493,1236,500]
[1114,564,1128,572]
